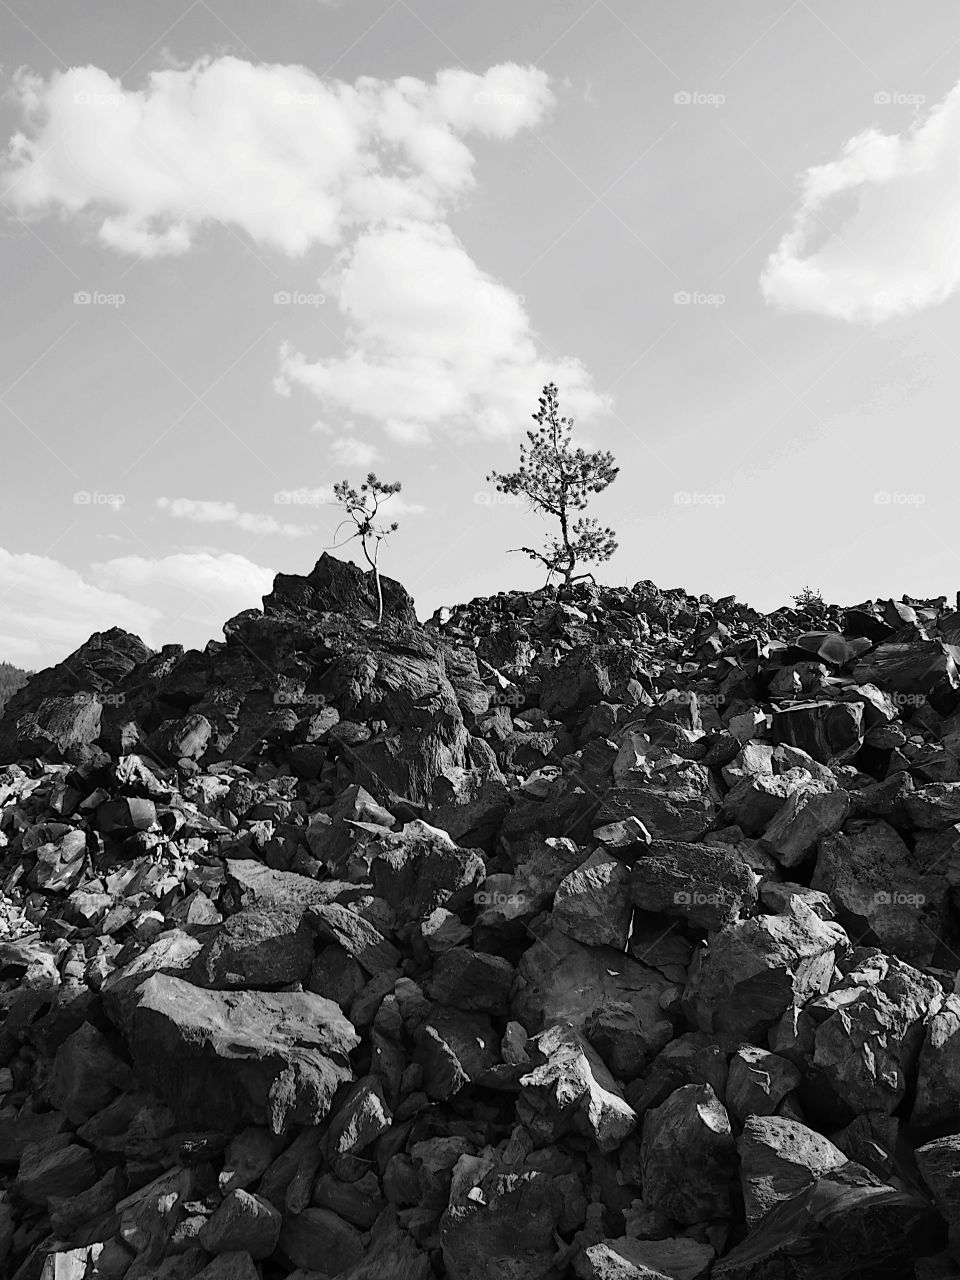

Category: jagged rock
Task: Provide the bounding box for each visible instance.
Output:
[539,646,645,718]
[725,1046,801,1126]
[313,1170,385,1229]
[265,551,418,626]
[639,1083,738,1223]
[713,1163,942,1278]
[552,850,633,948]
[440,1162,571,1280]
[758,785,849,867]
[853,639,960,697]
[15,1133,98,1205]
[414,1005,499,1098]
[779,953,943,1121]
[198,1189,282,1259]
[914,994,960,1131]
[369,822,485,925]
[426,947,514,1015]
[125,975,358,1133]
[278,1205,365,1273]
[906,782,960,830]
[575,1237,714,1279]
[518,1021,637,1152]
[190,907,315,989]
[149,713,213,763]
[94,796,158,836]
[218,1128,285,1194]
[513,929,678,1067]
[721,769,814,836]
[770,700,864,764]
[917,1136,960,1255]
[682,899,850,1041]
[625,1032,727,1120]
[309,903,400,976]
[196,1254,260,1280]
[336,1208,430,1279]
[224,858,343,913]
[812,821,948,963]
[42,1020,131,1123]
[629,840,757,930]
[600,764,718,842]
[737,1115,848,1224]
[323,1075,392,1165]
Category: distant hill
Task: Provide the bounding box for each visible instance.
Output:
[0,661,31,715]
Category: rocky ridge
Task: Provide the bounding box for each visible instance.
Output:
[1,555,960,1276]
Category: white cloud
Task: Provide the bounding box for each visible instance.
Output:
[0,548,162,667]
[156,496,313,537]
[2,56,606,446]
[2,58,552,257]
[273,485,424,516]
[762,81,960,323]
[92,550,274,602]
[90,551,276,649]
[328,438,379,467]
[276,220,610,439]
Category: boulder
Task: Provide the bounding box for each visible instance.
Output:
[513,929,678,1069]
[629,840,757,930]
[518,1021,637,1152]
[198,1189,282,1259]
[125,974,358,1133]
[714,1164,942,1278]
[640,1083,738,1223]
[552,850,633,948]
[770,700,863,764]
[682,899,849,1041]
[737,1115,848,1224]
[190,907,315,989]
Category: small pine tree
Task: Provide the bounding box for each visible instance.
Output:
[487,383,619,592]
[791,585,824,608]
[331,473,401,624]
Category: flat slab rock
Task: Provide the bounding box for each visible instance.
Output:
[126,974,358,1134]
[713,1163,942,1278]
[575,1236,714,1280]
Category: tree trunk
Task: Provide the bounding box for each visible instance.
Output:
[363,538,384,625]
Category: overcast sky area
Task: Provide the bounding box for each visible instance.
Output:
[4,1,960,667]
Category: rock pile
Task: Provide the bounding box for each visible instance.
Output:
[1,556,960,1276]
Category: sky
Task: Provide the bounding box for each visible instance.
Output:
[4,1,960,668]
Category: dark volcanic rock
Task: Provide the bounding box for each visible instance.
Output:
[629,839,758,929]
[4,560,960,1278]
[124,974,358,1133]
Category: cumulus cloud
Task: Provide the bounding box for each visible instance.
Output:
[155,496,313,538]
[2,58,552,256]
[276,220,610,439]
[91,550,274,602]
[762,81,960,322]
[328,438,379,467]
[90,551,276,648]
[2,55,606,445]
[0,548,162,667]
[273,484,425,516]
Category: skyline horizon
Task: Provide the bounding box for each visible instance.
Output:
[5,2,960,668]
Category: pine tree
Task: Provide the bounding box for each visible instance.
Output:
[487,383,619,591]
[331,473,401,624]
